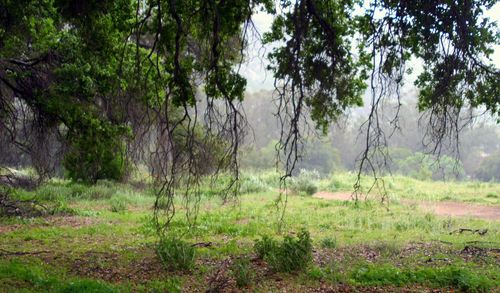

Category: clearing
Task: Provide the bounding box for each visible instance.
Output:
[0,173,499,292]
[313,191,500,221]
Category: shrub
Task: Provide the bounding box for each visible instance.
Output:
[259,170,281,188]
[51,200,79,216]
[231,257,254,288]
[289,169,320,196]
[85,185,117,200]
[295,140,343,175]
[109,196,127,213]
[475,151,500,182]
[157,238,196,271]
[254,235,277,259]
[239,175,269,194]
[394,153,465,181]
[254,229,312,272]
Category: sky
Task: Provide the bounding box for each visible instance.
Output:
[239,3,500,92]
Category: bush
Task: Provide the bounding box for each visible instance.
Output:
[109,196,127,213]
[254,229,312,272]
[64,117,129,183]
[289,169,320,196]
[295,140,343,175]
[231,257,254,288]
[157,238,196,271]
[394,153,465,181]
[239,174,269,194]
[475,151,500,182]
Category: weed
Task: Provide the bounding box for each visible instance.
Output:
[320,236,337,249]
[350,263,495,291]
[372,241,400,257]
[51,200,79,216]
[486,192,498,198]
[231,257,254,288]
[307,265,325,280]
[254,229,312,272]
[55,279,119,293]
[157,237,196,271]
[254,235,277,259]
[109,196,128,213]
[0,260,119,293]
[289,170,320,196]
[240,175,269,194]
[146,278,182,293]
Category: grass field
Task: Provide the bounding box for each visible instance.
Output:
[0,171,499,292]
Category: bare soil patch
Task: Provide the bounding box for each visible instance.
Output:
[0,215,100,234]
[313,191,500,221]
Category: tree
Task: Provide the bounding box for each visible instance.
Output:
[1,0,498,233]
[475,151,500,182]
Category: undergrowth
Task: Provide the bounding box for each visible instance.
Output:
[156,237,196,271]
[255,229,313,272]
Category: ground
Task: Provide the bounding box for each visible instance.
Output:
[0,172,499,292]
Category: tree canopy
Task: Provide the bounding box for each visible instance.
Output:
[1,0,499,232]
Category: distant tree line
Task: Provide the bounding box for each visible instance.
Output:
[242,90,500,182]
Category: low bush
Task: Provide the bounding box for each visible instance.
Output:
[157,237,196,271]
[239,174,269,194]
[254,229,312,272]
[109,196,127,213]
[289,170,320,196]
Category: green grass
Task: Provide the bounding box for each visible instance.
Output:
[318,172,500,204]
[0,172,499,291]
[0,259,121,293]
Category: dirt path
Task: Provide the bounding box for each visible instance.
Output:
[313,191,500,221]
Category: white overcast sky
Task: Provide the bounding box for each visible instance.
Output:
[239,3,500,92]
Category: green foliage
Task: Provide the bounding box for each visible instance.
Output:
[239,176,269,194]
[394,152,465,181]
[0,259,119,293]
[30,182,118,201]
[295,140,343,175]
[146,278,182,293]
[240,141,277,170]
[109,196,127,213]
[241,140,342,175]
[289,170,320,196]
[475,151,500,182]
[64,118,129,183]
[254,229,312,273]
[350,263,495,291]
[55,279,119,293]
[231,257,254,288]
[156,238,196,272]
[320,236,337,249]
